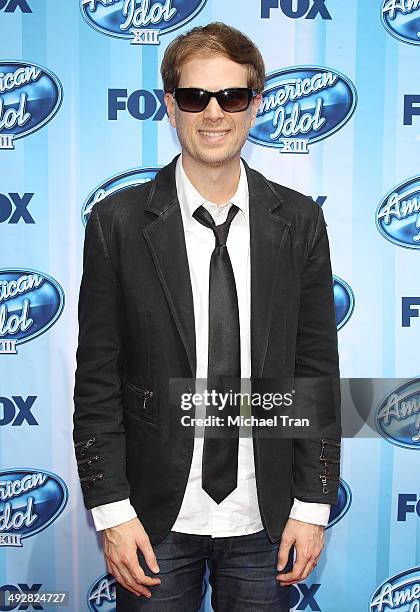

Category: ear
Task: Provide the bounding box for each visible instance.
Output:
[164,92,176,128]
[247,93,262,128]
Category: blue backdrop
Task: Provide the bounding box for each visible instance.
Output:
[1,1,420,611]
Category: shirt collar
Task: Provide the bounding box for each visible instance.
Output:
[175,154,249,231]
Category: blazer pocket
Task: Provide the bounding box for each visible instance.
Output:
[122,377,156,424]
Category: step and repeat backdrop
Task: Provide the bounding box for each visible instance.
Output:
[1,1,420,610]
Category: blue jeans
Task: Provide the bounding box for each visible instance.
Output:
[115,528,294,611]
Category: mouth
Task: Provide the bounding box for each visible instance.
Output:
[198,129,231,144]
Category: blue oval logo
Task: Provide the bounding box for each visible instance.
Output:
[0,61,62,150]
[80,0,208,44]
[0,468,68,547]
[249,66,357,154]
[370,566,420,611]
[376,378,420,450]
[82,167,161,226]
[333,275,354,330]
[326,478,352,529]
[376,175,420,249]
[0,268,65,355]
[381,1,420,46]
[87,573,116,612]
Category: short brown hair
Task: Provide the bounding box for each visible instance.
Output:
[160,22,266,94]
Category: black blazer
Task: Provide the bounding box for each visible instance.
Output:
[73,154,342,545]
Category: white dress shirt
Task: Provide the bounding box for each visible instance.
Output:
[90,156,331,532]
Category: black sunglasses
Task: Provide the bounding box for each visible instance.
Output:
[172,87,257,113]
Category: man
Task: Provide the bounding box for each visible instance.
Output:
[73,22,341,612]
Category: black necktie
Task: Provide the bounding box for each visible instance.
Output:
[193,203,241,504]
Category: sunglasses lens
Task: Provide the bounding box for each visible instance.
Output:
[218,89,251,112]
[174,88,254,113]
[175,89,208,112]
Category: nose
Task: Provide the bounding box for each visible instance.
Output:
[203,96,225,120]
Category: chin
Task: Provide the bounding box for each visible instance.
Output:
[195,147,239,166]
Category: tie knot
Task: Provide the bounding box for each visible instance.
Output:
[193,204,240,247]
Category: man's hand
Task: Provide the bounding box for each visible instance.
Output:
[276,517,324,585]
[103,517,161,598]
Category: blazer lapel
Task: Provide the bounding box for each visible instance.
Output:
[142,155,197,378]
[242,159,292,378]
[142,154,292,381]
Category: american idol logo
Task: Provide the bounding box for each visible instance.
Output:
[370,566,420,611]
[0,469,68,547]
[376,176,420,249]
[0,61,62,150]
[381,0,420,46]
[326,478,351,529]
[376,378,420,450]
[87,573,116,612]
[333,275,354,330]
[0,269,64,355]
[249,66,357,154]
[81,0,208,45]
[82,167,160,226]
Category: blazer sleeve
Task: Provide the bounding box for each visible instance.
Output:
[291,202,342,505]
[73,202,131,509]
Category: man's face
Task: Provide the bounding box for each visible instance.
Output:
[164,54,262,167]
